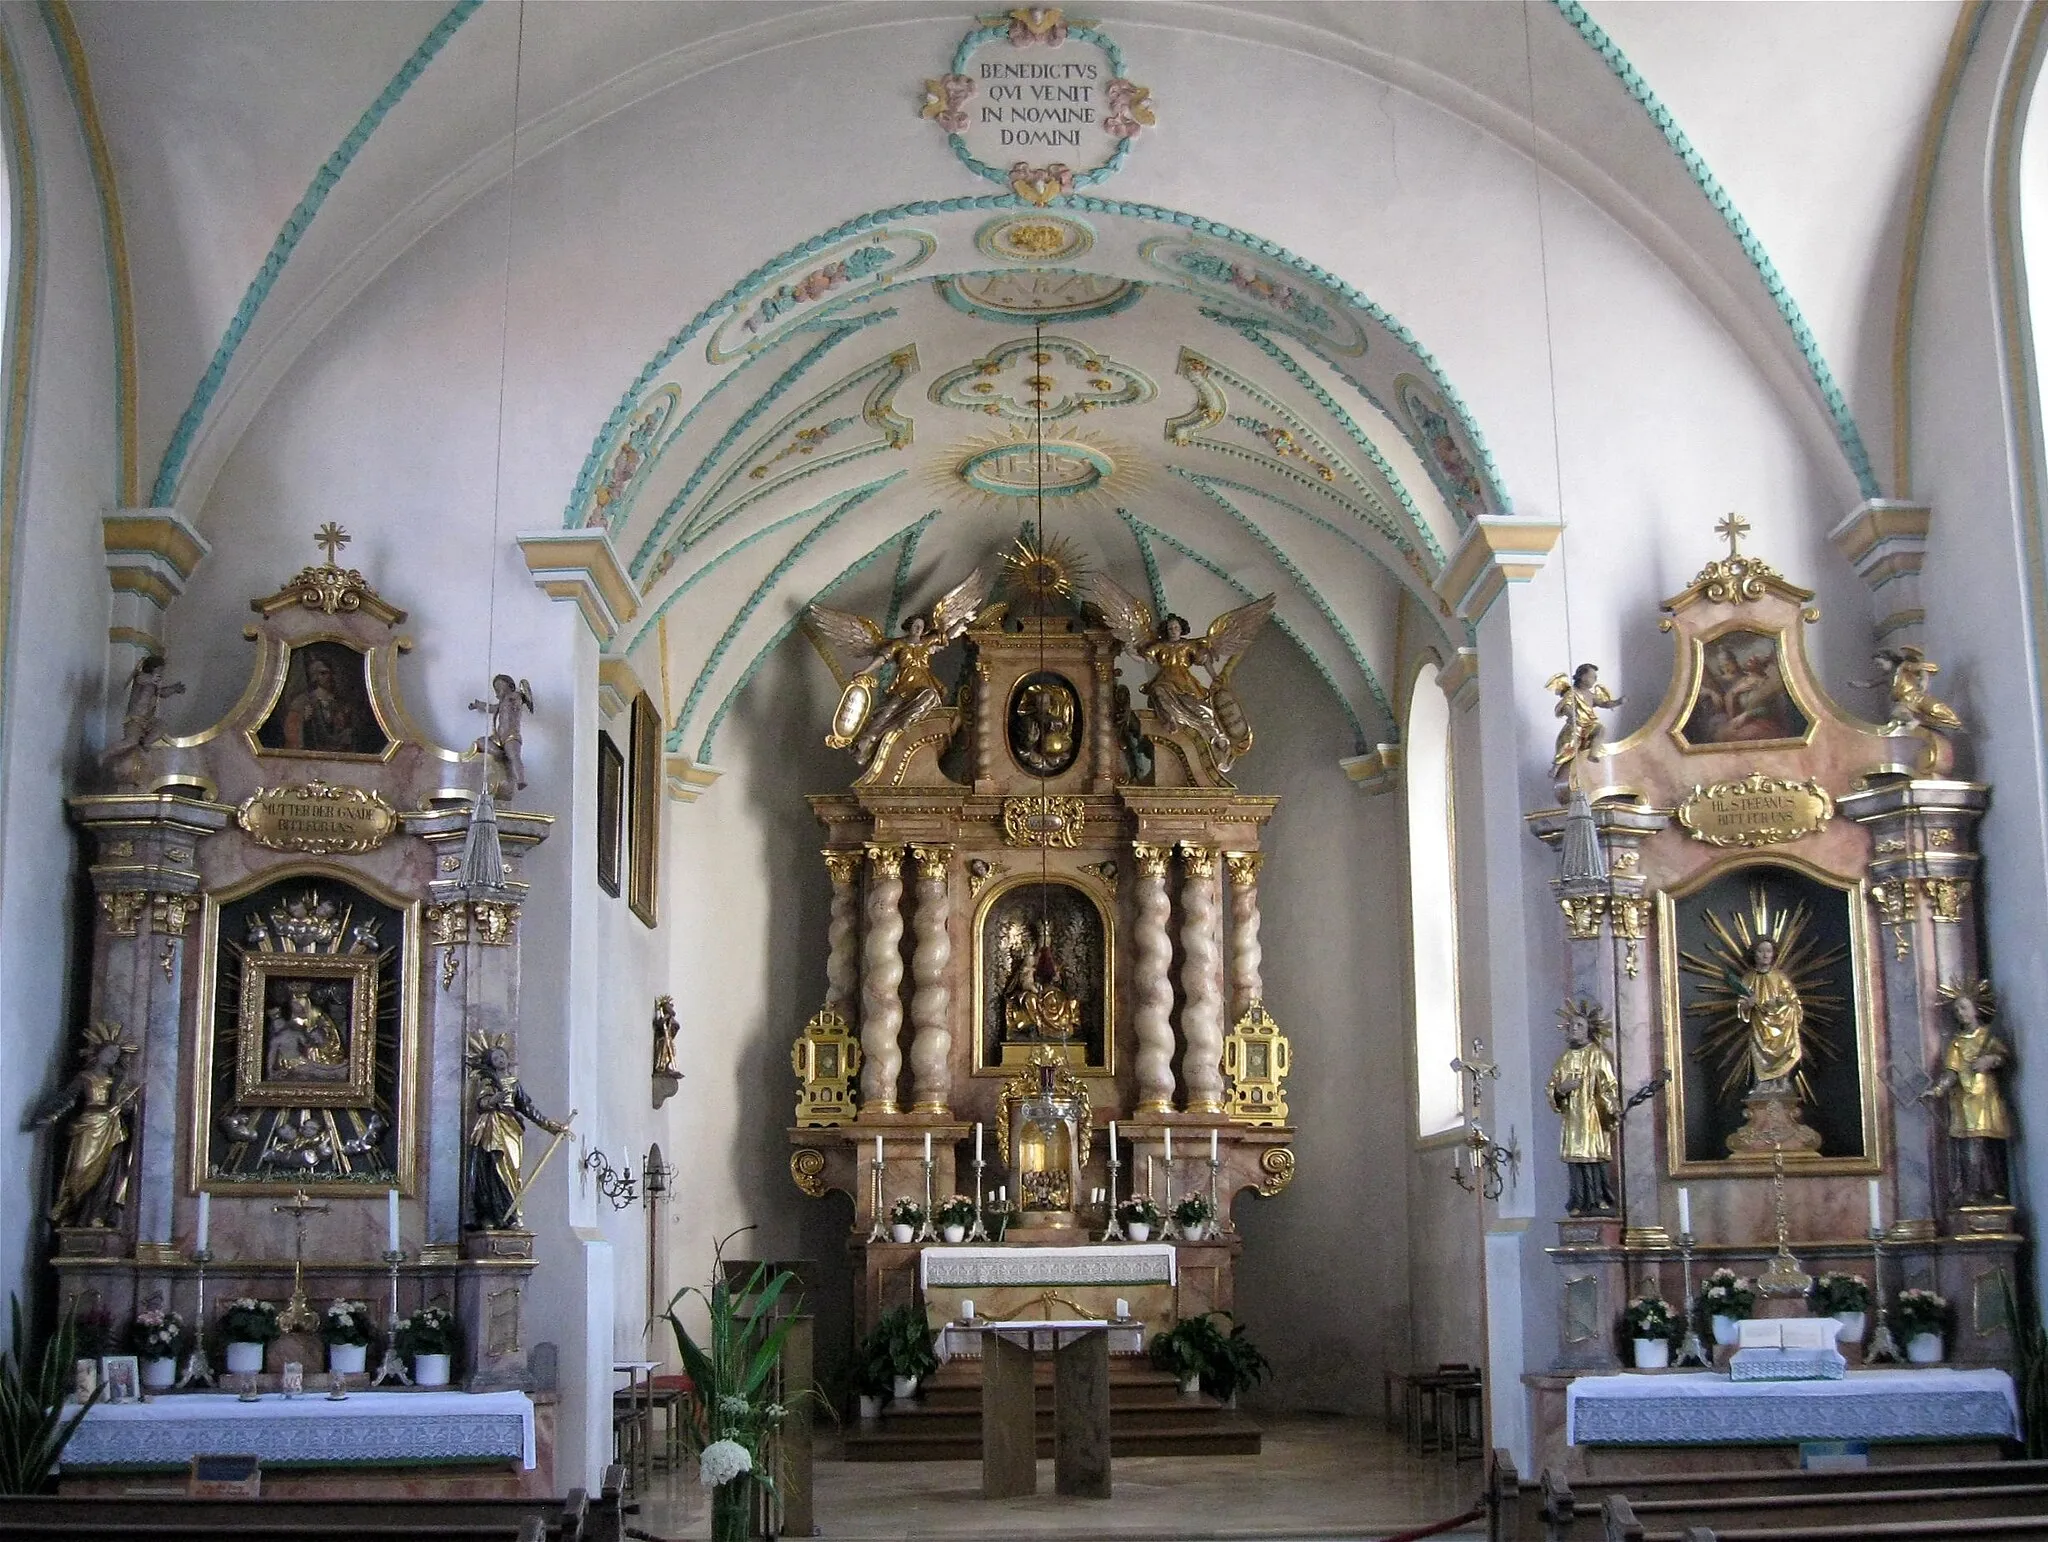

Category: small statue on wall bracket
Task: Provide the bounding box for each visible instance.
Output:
[651,995,682,1109]
[465,1032,573,1231]
[1546,664,1622,796]
[1855,645,1964,777]
[1921,979,2012,1204]
[469,675,534,796]
[100,654,186,789]
[1546,999,1619,1216]
[30,1021,140,1228]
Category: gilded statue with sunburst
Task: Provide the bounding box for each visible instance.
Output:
[1678,884,1846,1157]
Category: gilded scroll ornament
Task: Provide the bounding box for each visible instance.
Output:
[1177,841,1217,879]
[822,849,863,887]
[1222,1002,1290,1125]
[790,1148,829,1199]
[1609,895,1650,979]
[1131,841,1170,878]
[1002,795,1086,848]
[1676,772,1833,849]
[791,1006,861,1126]
[864,841,903,876]
[471,901,518,946]
[1869,879,1915,960]
[151,894,199,938]
[426,902,469,948]
[1078,860,1119,896]
[1925,877,1971,924]
[908,843,953,882]
[1688,515,1788,604]
[99,890,148,937]
[238,781,399,855]
[32,1021,139,1227]
[1256,1146,1295,1197]
[1558,894,1606,941]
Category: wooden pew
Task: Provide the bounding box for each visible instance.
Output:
[1546,1458,2048,1540]
[0,1522,547,1542]
[0,1491,585,1542]
[1491,1447,1540,1542]
[1603,1492,2048,1541]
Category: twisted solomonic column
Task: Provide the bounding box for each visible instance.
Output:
[822,849,862,1014]
[1132,842,1176,1115]
[859,843,906,1115]
[906,844,954,1115]
[1178,842,1226,1114]
[1225,851,1264,1018]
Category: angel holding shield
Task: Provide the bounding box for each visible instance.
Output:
[806,568,993,765]
[1089,576,1276,775]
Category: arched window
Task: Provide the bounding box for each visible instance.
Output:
[1407,663,1462,1136]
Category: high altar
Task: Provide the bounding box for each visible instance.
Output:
[48,530,560,1490]
[785,537,1296,1342]
[1525,521,2026,1471]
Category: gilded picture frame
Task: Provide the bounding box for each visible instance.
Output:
[1657,852,1884,1178]
[596,730,624,898]
[246,634,401,762]
[627,693,660,928]
[234,954,378,1107]
[971,874,1115,1078]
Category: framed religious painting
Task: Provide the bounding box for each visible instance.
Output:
[1658,856,1882,1177]
[972,877,1113,1076]
[251,637,396,760]
[627,693,660,927]
[193,868,419,1194]
[596,730,624,898]
[1674,624,1816,753]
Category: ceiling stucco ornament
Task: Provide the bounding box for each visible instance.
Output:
[958,438,1114,498]
[937,271,1141,323]
[705,229,936,365]
[1393,374,1488,526]
[1138,235,1367,358]
[930,333,1155,422]
[920,9,1156,203]
[975,213,1095,263]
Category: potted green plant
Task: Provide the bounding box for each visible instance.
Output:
[934,1194,976,1244]
[219,1299,280,1376]
[0,1297,98,1493]
[1149,1314,1217,1395]
[1892,1288,1950,1363]
[128,1307,186,1391]
[1698,1269,1756,1347]
[321,1299,374,1376]
[1623,1295,1676,1369]
[395,1305,458,1386]
[888,1197,924,1244]
[1174,1193,1216,1241]
[849,1321,894,1421]
[662,1228,815,1542]
[1117,1195,1161,1241]
[877,1304,937,1400]
[1810,1272,1871,1347]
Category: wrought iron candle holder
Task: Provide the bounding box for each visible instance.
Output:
[1451,1122,1521,1202]
[581,1148,638,1209]
[370,1248,412,1387]
[1672,1232,1710,1368]
[1865,1227,1905,1364]
[177,1248,217,1389]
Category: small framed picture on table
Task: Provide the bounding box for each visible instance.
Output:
[98,1355,139,1404]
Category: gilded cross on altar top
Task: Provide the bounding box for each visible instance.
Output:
[314,522,351,566]
[1716,512,1751,559]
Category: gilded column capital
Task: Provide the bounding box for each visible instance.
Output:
[98,890,148,937]
[1132,842,1171,879]
[471,900,519,945]
[864,841,903,877]
[150,893,199,938]
[1177,842,1217,879]
[1224,851,1263,886]
[908,843,953,881]
[1558,892,1606,941]
[822,848,863,887]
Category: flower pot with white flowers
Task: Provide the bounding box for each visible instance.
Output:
[1890,1288,1950,1364]
[1173,1193,1216,1242]
[129,1307,187,1389]
[1623,1295,1677,1370]
[322,1300,374,1376]
[1697,1269,1756,1347]
[934,1195,975,1244]
[1117,1195,1161,1242]
[887,1197,923,1245]
[396,1305,458,1387]
[219,1299,280,1377]
[1809,1272,1871,1347]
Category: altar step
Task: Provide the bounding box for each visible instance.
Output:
[841,1359,1262,1461]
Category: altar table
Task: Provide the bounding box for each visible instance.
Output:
[60,1390,537,1473]
[1567,1368,2019,1448]
[965,1322,1111,1501]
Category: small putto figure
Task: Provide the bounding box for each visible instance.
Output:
[470,674,534,794]
[101,653,185,788]
[1547,663,1622,793]
[1858,645,1964,775]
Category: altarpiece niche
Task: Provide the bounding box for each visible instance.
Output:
[977,878,1110,1074]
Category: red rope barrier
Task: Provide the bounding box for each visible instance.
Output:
[1371,1501,1487,1542]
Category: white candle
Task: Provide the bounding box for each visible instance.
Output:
[1677,1187,1690,1236]
[923,1130,932,1162]
[1164,1127,1173,1162]
[386,1188,400,1254]
[1109,1120,1118,1153]
[1210,1128,1219,1163]
[874,1134,883,1165]
[962,1299,974,1321]
[196,1191,210,1252]
[1868,1179,1882,1233]
[974,1122,984,1162]
[1115,1298,1129,1320]
[998,1184,1006,1203]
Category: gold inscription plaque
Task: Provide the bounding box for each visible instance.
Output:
[238,781,398,855]
[1676,771,1832,849]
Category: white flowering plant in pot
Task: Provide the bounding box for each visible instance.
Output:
[127,1307,186,1361]
[663,1226,821,1542]
[320,1301,374,1348]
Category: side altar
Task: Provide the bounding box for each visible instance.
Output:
[1522,520,2025,1474]
[45,529,563,1444]
[783,537,1297,1349]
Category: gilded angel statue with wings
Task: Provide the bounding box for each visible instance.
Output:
[805,567,994,765]
[1089,576,1276,774]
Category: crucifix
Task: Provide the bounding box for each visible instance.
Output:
[273,1188,331,1333]
[1716,511,1751,559]
[313,521,351,566]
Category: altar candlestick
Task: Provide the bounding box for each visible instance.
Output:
[1868,1178,1882,1233]
[1210,1128,1219,1163]
[386,1188,400,1254]
[196,1191,210,1252]
[1677,1187,1691,1236]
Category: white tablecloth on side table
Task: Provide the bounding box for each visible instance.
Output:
[1567,1368,2018,1447]
[61,1390,536,1470]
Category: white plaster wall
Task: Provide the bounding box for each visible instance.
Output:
[0,5,122,1319]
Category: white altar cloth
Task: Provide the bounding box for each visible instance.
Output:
[1567,1368,2018,1447]
[918,1243,1176,1290]
[937,1318,1147,1360]
[61,1390,536,1471]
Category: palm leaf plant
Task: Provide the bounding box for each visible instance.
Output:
[0,1296,98,1494]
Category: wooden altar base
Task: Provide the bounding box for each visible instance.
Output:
[844,1357,1261,1461]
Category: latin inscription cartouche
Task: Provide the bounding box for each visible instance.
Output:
[1676,771,1832,849]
